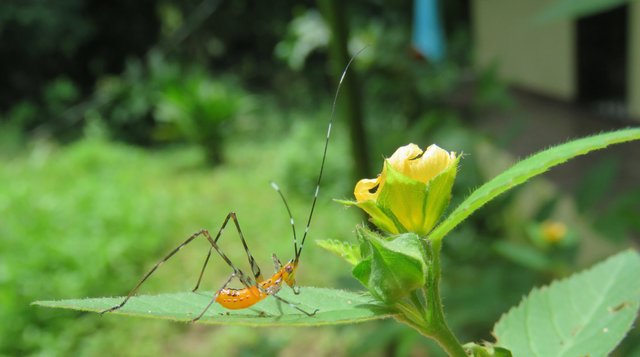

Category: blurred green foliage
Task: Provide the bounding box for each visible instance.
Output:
[88,51,250,162]
[574,156,640,242]
[275,118,353,197]
[0,0,158,133]
[155,69,248,164]
[1,0,478,148]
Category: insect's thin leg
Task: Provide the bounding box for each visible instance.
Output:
[192,212,263,292]
[191,272,236,322]
[192,247,212,292]
[192,239,258,321]
[271,293,318,317]
[192,213,233,291]
[228,212,263,281]
[101,229,209,314]
[202,229,259,295]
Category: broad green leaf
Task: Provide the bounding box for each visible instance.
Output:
[316,239,361,266]
[493,250,640,357]
[33,287,393,326]
[353,228,427,303]
[534,0,630,23]
[428,128,640,242]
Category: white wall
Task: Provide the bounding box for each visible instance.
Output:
[473,0,576,100]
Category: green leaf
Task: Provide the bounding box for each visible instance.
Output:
[428,128,640,242]
[353,228,428,303]
[33,287,393,326]
[316,239,361,266]
[534,0,631,23]
[493,250,640,357]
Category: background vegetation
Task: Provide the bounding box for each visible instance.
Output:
[1,0,638,356]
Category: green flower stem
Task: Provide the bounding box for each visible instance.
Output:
[396,238,467,357]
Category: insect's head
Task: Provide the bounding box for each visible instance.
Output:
[283,259,300,294]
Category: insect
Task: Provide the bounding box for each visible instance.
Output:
[100,49,364,322]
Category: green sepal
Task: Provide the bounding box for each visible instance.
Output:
[315,239,361,266]
[378,161,427,234]
[464,342,513,357]
[352,256,372,289]
[352,227,374,288]
[335,198,402,234]
[376,158,458,237]
[360,200,404,234]
[422,156,459,238]
[352,227,428,304]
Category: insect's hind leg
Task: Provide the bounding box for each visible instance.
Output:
[101,229,209,314]
[192,212,263,292]
[191,271,236,322]
[192,247,212,292]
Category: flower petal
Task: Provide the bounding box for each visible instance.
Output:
[354,178,381,202]
[409,144,456,183]
[387,144,424,178]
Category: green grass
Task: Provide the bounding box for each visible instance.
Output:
[0,128,364,356]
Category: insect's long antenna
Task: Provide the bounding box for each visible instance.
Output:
[295,47,367,263]
[270,181,299,258]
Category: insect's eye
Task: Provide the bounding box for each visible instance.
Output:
[285,265,293,273]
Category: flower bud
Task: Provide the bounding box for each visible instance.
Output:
[349,144,458,237]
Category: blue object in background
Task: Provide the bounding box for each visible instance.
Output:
[412,0,446,62]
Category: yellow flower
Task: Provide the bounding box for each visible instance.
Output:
[349,144,458,237]
[541,221,568,244]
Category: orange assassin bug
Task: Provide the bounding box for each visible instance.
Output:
[101,49,364,322]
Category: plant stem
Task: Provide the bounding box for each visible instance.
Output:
[398,238,467,357]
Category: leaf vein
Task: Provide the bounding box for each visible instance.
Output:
[557,259,623,355]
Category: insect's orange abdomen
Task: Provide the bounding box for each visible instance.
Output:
[216,286,266,310]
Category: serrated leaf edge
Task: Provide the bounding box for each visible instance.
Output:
[492,250,640,352]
